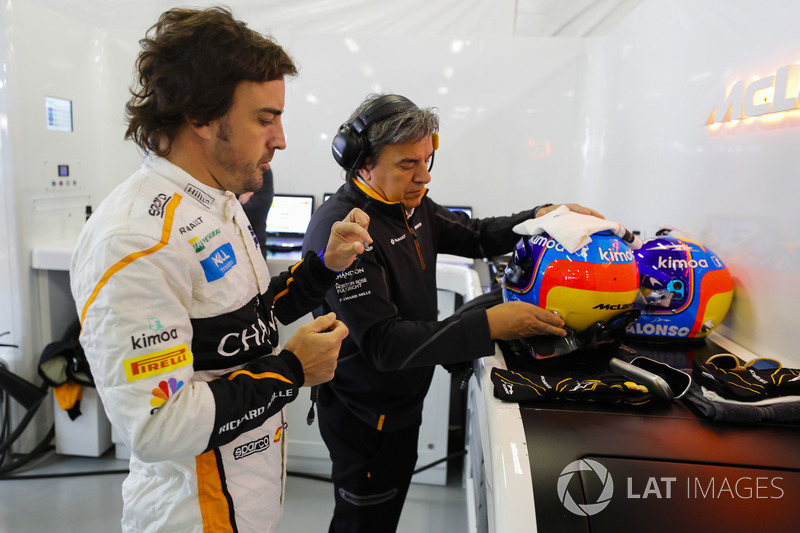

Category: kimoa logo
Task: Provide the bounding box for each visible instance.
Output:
[597,247,635,263]
[657,256,709,269]
[558,459,614,516]
[707,64,800,125]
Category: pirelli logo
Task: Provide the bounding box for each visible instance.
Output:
[124,344,193,382]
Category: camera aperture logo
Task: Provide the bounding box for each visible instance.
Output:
[558,459,786,517]
[558,459,614,516]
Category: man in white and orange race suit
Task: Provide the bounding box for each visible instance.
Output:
[70,7,371,533]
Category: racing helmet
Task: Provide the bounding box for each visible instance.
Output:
[501,231,640,332]
[628,231,733,340]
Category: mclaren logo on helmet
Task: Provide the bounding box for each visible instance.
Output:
[593,303,633,311]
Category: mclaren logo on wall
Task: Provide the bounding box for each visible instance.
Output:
[707,64,800,125]
[558,459,614,516]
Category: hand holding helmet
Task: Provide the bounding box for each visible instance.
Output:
[486,300,567,340]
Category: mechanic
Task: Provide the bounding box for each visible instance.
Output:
[302,92,599,532]
[70,7,370,533]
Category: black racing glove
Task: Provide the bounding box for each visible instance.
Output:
[491,367,653,406]
[692,361,800,402]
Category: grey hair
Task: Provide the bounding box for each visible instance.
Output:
[345,93,439,181]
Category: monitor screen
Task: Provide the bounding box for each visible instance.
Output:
[266,194,315,234]
[46,96,73,132]
[323,193,333,203]
[446,206,473,218]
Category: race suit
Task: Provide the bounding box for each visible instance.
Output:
[70,156,336,533]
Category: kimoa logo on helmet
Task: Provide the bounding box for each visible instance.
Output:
[657,256,710,269]
[597,247,635,262]
[530,234,567,252]
[557,459,614,516]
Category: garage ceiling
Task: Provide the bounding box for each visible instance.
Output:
[26,0,643,37]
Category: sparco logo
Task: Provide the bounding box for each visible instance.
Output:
[233,435,271,460]
[148,193,172,217]
[558,459,614,516]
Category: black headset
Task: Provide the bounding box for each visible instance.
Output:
[331,94,420,170]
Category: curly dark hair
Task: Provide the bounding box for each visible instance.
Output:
[125,6,297,157]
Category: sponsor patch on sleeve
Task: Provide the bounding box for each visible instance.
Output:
[124,344,193,382]
[200,242,237,282]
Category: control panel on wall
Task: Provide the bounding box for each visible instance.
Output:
[43,160,81,191]
[44,95,81,191]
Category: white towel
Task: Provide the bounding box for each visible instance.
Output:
[513,205,642,253]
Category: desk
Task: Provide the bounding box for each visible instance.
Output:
[466,333,800,533]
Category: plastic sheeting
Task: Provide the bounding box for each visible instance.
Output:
[26,0,642,37]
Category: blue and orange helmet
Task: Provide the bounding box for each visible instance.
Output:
[628,232,733,339]
[501,231,640,332]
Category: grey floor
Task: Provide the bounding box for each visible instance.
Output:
[0,449,469,532]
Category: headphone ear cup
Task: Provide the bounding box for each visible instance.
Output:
[331,125,365,169]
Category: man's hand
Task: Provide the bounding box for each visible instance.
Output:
[536,203,604,219]
[323,208,372,271]
[284,313,348,387]
[486,301,567,340]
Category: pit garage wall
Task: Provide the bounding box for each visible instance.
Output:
[0,0,147,449]
[577,0,800,365]
[2,0,799,445]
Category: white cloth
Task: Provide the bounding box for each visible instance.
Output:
[512,205,642,253]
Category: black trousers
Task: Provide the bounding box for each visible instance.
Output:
[318,399,421,533]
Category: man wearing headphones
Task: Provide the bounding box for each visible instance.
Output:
[303,93,600,532]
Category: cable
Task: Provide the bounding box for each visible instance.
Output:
[412,449,467,475]
[0,385,10,467]
[0,425,56,477]
[0,395,46,458]
[0,465,129,480]
[0,354,14,467]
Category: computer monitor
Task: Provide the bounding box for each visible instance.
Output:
[445,205,473,218]
[323,192,334,203]
[264,194,315,250]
